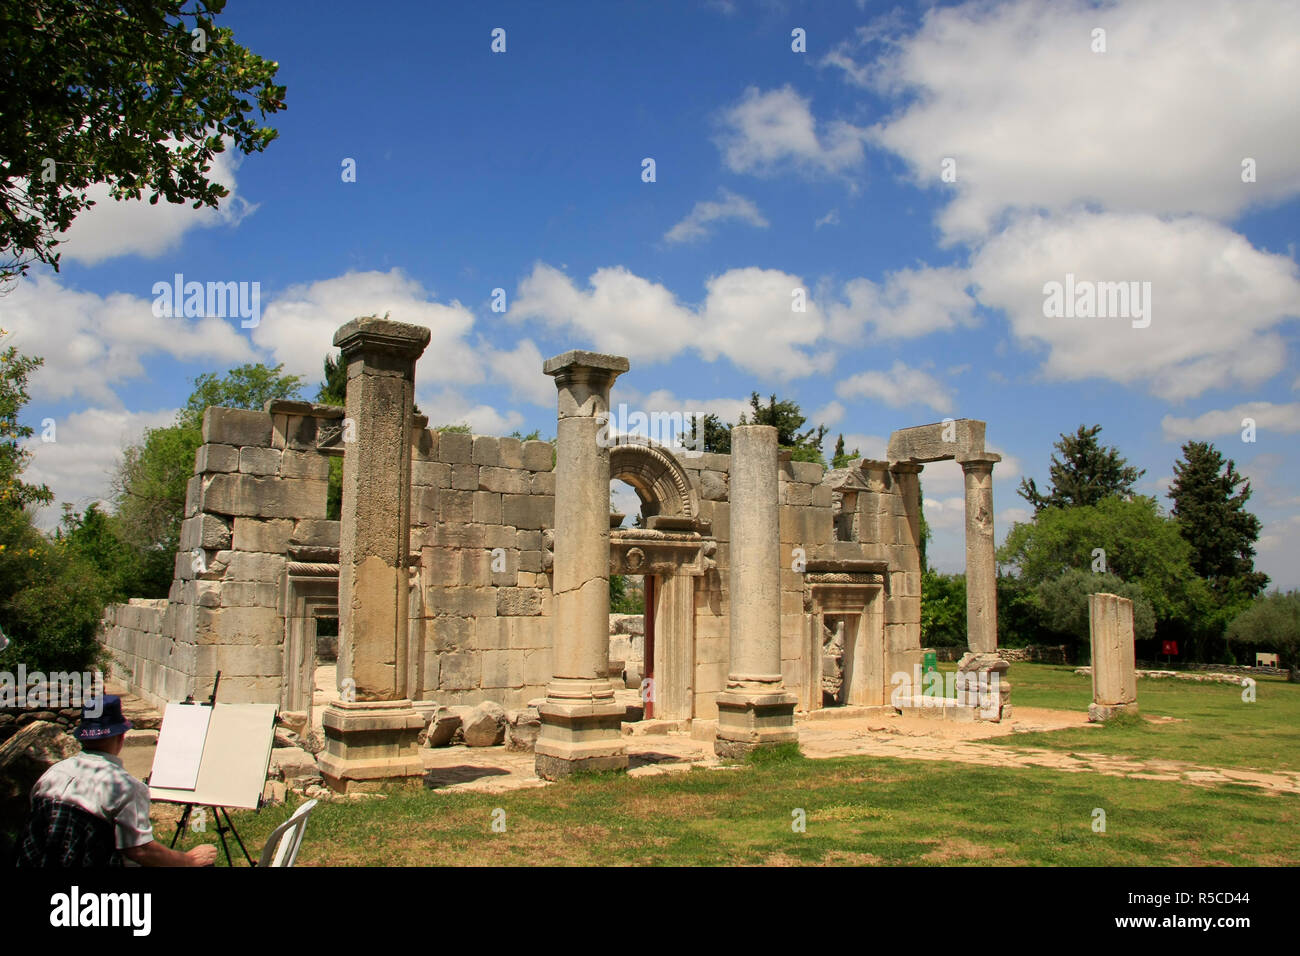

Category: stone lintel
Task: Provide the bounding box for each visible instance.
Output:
[889,461,924,474]
[333,315,432,357]
[264,399,347,419]
[887,419,987,463]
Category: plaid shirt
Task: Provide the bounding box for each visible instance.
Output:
[15,797,123,868]
[15,750,154,867]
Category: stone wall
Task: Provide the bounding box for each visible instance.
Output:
[409,430,557,708]
[103,401,337,709]
[100,600,181,706]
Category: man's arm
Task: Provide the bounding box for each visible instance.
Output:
[123,841,219,867]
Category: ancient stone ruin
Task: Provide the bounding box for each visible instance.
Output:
[1088,592,1139,722]
[99,316,1006,787]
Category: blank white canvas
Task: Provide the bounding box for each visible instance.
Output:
[149,703,212,790]
[150,703,277,810]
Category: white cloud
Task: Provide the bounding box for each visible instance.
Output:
[970,211,1300,401]
[1161,402,1300,441]
[664,189,769,244]
[825,265,978,341]
[55,148,253,264]
[418,388,523,436]
[814,209,839,229]
[811,400,845,427]
[509,263,833,381]
[253,269,483,387]
[865,0,1300,242]
[715,85,868,178]
[836,361,955,414]
[25,406,177,528]
[482,338,553,408]
[0,274,256,405]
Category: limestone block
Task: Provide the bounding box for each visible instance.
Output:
[269,749,321,787]
[179,514,232,551]
[424,706,465,747]
[482,650,525,690]
[505,706,541,752]
[196,606,281,645]
[195,443,240,474]
[1089,593,1137,708]
[700,470,728,501]
[489,548,520,587]
[478,466,528,494]
[185,475,203,518]
[472,436,501,466]
[411,428,437,460]
[529,472,556,496]
[458,548,492,587]
[783,481,813,506]
[272,413,321,451]
[812,484,833,508]
[476,618,511,650]
[516,530,542,550]
[887,420,986,463]
[451,463,479,491]
[462,701,507,746]
[521,647,553,686]
[290,519,340,549]
[521,440,553,471]
[502,494,549,530]
[518,550,544,574]
[439,431,473,463]
[239,446,282,476]
[233,517,293,554]
[202,407,273,448]
[216,582,278,609]
[791,461,824,484]
[213,644,283,678]
[473,491,502,524]
[499,437,524,469]
[413,486,439,522]
[280,450,330,480]
[200,474,328,520]
[440,489,474,524]
[223,551,285,583]
[439,522,485,548]
[439,652,479,691]
[497,587,543,616]
[412,460,451,488]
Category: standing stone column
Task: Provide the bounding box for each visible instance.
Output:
[318,315,429,791]
[1088,592,1138,722]
[715,425,797,758]
[955,452,1009,720]
[535,350,630,780]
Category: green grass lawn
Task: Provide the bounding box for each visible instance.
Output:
[992,663,1300,773]
[210,747,1299,867]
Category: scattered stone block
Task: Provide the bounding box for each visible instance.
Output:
[461,701,507,747]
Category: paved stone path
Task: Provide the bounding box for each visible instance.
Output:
[109,683,1300,798]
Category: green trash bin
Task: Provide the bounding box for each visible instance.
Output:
[922,650,938,676]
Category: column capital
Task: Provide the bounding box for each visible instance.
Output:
[956,451,1002,472]
[889,461,924,475]
[333,315,431,361]
[543,350,629,418]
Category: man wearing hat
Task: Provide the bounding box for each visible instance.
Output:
[16,694,217,867]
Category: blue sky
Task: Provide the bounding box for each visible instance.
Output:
[7,0,1299,587]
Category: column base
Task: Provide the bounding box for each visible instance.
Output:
[1088,701,1137,723]
[714,686,798,758]
[956,652,1012,722]
[534,687,628,780]
[318,698,425,793]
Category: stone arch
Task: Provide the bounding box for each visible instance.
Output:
[610,440,697,520]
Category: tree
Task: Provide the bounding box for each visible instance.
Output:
[1226,591,1300,681]
[317,351,346,406]
[0,341,106,673]
[687,413,731,454]
[831,433,861,469]
[1168,441,1268,607]
[920,570,965,647]
[1035,569,1156,646]
[739,392,828,464]
[998,495,1210,640]
[179,362,302,428]
[0,337,53,511]
[1,0,286,281]
[1018,424,1145,513]
[114,363,302,562]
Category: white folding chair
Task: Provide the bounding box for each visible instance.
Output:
[257,799,318,867]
